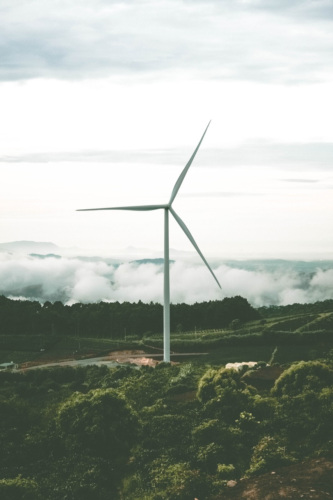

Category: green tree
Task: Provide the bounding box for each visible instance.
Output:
[272,361,333,397]
[57,388,138,464]
[246,435,296,476]
[150,460,210,500]
[198,368,257,423]
[0,476,43,500]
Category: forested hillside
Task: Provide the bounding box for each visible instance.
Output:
[1,296,333,498]
[258,299,333,318]
[1,296,333,367]
[0,295,259,337]
[1,360,333,499]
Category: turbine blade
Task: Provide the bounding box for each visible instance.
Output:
[170,207,221,289]
[77,204,167,212]
[169,121,211,206]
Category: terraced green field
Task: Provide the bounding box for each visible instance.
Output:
[1,309,332,367]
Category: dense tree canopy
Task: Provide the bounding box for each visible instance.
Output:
[57,388,138,463]
[271,360,333,397]
[0,360,333,499]
[0,295,260,338]
[258,299,333,318]
[0,477,43,500]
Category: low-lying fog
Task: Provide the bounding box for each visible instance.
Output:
[1,250,332,307]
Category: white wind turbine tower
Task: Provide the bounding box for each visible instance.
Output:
[77,122,221,362]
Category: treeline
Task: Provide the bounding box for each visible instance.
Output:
[0,295,260,338]
[258,299,333,318]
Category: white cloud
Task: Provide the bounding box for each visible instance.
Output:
[1,0,333,83]
[1,252,333,306]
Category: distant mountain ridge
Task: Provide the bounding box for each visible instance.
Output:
[131,258,175,265]
[30,253,62,259]
[0,241,60,254]
[1,241,332,275]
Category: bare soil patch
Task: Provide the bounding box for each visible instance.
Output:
[211,458,333,499]
[104,350,160,367]
[20,349,180,369]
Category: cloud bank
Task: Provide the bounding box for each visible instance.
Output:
[1,0,333,83]
[2,143,333,171]
[1,253,333,307]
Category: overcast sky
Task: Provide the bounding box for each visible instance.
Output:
[1,0,333,262]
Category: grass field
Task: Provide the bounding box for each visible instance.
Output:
[1,309,333,367]
[0,335,134,365]
[0,350,41,364]
[1,339,332,368]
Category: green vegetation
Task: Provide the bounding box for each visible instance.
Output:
[1,296,333,498]
[0,295,260,338]
[258,299,333,318]
[0,477,43,500]
[0,360,333,499]
[1,295,333,367]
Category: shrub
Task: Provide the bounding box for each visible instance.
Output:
[197,368,219,403]
[150,461,211,500]
[217,463,236,478]
[246,436,296,476]
[56,388,139,464]
[272,361,333,397]
[0,476,43,500]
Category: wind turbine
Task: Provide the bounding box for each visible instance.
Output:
[77,122,221,362]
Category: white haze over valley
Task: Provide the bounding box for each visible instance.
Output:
[1,250,332,308]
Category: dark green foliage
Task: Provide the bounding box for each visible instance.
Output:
[230,318,242,330]
[0,476,43,500]
[246,435,297,476]
[258,299,333,318]
[38,455,121,500]
[57,388,139,462]
[0,295,260,339]
[1,355,333,499]
[263,315,318,332]
[304,313,333,331]
[0,396,38,471]
[143,329,333,353]
[197,368,218,403]
[197,367,256,408]
[272,360,333,396]
[142,414,190,452]
[1,297,333,368]
[193,368,261,476]
[147,460,211,500]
